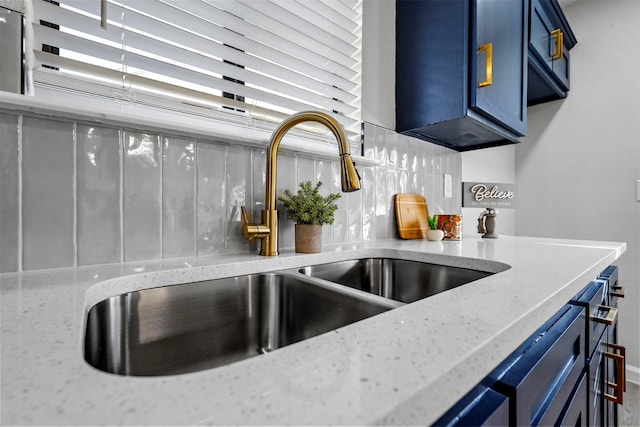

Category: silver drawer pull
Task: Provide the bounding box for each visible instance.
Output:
[591,305,617,325]
[610,286,626,298]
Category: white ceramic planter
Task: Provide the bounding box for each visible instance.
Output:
[426,229,445,242]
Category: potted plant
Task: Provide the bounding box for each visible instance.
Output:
[278,180,341,253]
[426,215,445,242]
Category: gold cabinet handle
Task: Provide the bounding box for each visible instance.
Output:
[477,42,492,88]
[610,286,626,298]
[591,305,617,325]
[604,344,626,404]
[551,29,563,60]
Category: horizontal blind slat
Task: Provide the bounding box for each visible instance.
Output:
[32,53,360,133]
[289,0,358,34]
[58,0,357,90]
[201,0,357,72]
[322,0,360,22]
[33,26,358,128]
[155,0,358,80]
[34,2,357,111]
[31,0,362,132]
[238,0,358,54]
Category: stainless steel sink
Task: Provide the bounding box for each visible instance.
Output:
[84,272,396,376]
[299,258,493,303]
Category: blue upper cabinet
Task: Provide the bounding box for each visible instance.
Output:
[527,0,577,105]
[396,0,528,151]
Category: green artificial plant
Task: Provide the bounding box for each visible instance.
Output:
[427,215,439,230]
[278,181,341,225]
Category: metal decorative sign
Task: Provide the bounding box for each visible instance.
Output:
[462,182,518,209]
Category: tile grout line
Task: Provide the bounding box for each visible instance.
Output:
[72,121,78,267]
[223,144,228,251]
[119,129,124,263]
[17,114,23,273]
[159,134,164,260]
[249,147,255,254]
[193,139,199,258]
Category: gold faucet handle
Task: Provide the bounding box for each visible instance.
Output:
[240,206,270,240]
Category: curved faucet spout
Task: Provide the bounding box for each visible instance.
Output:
[242,111,361,256]
[265,111,360,212]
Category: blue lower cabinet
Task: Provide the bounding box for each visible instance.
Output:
[588,334,607,427]
[570,270,625,427]
[433,386,509,426]
[435,266,623,426]
[557,372,588,426]
[599,266,623,427]
[493,305,585,426]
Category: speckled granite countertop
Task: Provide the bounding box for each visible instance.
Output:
[0,236,626,426]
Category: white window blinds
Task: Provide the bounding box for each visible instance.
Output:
[30,0,362,135]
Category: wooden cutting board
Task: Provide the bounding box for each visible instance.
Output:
[394,193,430,239]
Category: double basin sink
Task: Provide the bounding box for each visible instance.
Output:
[85,258,494,376]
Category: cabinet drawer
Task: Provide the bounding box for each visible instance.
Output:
[599,265,623,307]
[588,334,606,427]
[494,305,585,426]
[433,385,509,426]
[570,279,609,361]
[557,372,588,426]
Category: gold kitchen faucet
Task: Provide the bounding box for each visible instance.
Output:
[241,111,360,256]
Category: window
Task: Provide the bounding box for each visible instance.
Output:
[29,0,362,138]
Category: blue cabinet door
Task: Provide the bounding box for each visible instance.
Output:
[530,0,570,91]
[527,0,576,105]
[396,0,527,151]
[471,0,527,136]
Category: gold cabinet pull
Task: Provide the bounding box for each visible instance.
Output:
[477,42,492,88]
[592,305,617,325]
[551,29,563,60]
[604,344,626,404]
[610,286,626,298]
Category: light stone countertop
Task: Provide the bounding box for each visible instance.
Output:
[0,236,626,426]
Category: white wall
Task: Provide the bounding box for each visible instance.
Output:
[515,0,640,379]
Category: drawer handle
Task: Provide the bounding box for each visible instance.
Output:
[477,42,492,88]
[610,286,626,298]
[604,344,626,404]
[592,305,617,325]
[551,29,563,60]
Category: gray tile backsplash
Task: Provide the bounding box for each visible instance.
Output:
[162,136,196,259]
[0,113,462,272]
[196,142,227,256]
[225,145,252,254]
[76,124,122,266]
[21,116,75,270]
[0,113,19,273]
[123,131,162,262]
